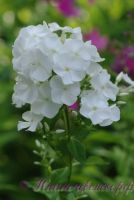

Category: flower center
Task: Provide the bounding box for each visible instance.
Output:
[92,106,97,111]
[64,67,70,71]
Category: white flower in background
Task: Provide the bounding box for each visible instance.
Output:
[13,22,133,132]
[80,90,120,126]
[13,75,39,106]
[91,70,119,101]
[50,75,80,105]
[31,81,61,118]
[53,53,87,84]
[116,72,134,86]
[116,72,134,97]
[18,111,43,132]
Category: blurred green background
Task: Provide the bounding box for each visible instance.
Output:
[0,0,134,199]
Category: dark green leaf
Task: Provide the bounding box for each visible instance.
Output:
[67,137,86,163]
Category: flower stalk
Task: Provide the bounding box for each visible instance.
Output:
[63,106,72,183]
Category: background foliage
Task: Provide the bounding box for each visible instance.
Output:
[0,0,134,199]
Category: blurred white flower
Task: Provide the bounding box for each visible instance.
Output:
[116,72,134,86]
[15,48,52,82]
[83,41,105,62]
[86,62,102,77]
[31,81,61,118]
[80,90,120,126]
[12,22,129,132]
[91,70,119,101]
[13,75,39,106]
[12,24,50,58]
[99,105,120,126]
[48,22,82,40]
[18,111,43,132]
[53,53,87,84]
[50,75,80,105]
[39,33,63,56]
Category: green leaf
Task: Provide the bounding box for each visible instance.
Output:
[51,167,69,184]
[67,137,86,163]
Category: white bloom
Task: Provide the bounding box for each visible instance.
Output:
[12,75,39,106]
[62,39,104,64]
[63,39,83,54]
[14,48,53,82]
[116,72,134,86]
[18,111,43,132]
[39,33,63,56]
[12,22,123,131]
[86,62,102,77]
[91,70,119,101]
[99,105,120,126]
[53,53,87,84]
[48,22,82,40]
[80,90,120,126]
[12,24,50,58]
[31,81,61,118]
[50,75,80,105]
[82,41,105,62]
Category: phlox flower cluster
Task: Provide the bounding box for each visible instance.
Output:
[12,22,120,132]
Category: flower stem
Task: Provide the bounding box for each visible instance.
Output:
[63,106,72,183]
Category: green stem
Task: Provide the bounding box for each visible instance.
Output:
[63,106,72,183]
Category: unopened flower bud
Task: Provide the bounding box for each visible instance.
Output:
[44,122,50,132]
[116,72,123,84]
[55,129,65,133]
[72,111,78,117]
[34,161,41,165]
[33,150,39,155]
[81,121,85,125]
[119,92,129,96]
[35,139,41,147]
[117,101,126,105]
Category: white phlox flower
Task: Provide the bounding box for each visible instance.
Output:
[12,24,51,58]
[86,62,102,77]
[53,53,87,84]
[39,33,63,56]
[116,72,134,86]
[18,111,43,132]
[15,48,53,82]
[91,69,119,101]
[48,22,82,40]
[12,75,39,106]
[31,81,62,118]
[50,75,80,105]
[12,22,131,132]
[80,90,120,126]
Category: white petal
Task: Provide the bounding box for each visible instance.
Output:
[103,82,119,101]
[86,62,102,76]
[110,105,120,121]
[31,100,61,118]
[18,121,30,131]
[117,72,134,86]
[30,66,51,82]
